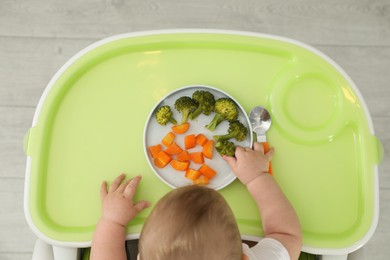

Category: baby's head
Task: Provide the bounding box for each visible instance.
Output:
[138,185,242,260]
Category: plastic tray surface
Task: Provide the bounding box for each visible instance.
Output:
[24,31,382,252]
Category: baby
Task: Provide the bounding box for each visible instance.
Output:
[91,142,302,260]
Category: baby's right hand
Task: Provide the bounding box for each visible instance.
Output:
[223,142,274,185]
[100,174,150,227]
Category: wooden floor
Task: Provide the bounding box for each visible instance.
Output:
[0,0,389,259]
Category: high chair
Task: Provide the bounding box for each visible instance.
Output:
[24,29,382,260]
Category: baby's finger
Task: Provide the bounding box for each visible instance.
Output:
[100,181,108,200]
[124,175,142,199]
[109,173,126,192]
[265,148,275,161]
[253,142,264,153]
[134,200,151,213]
[118,179,131,193]
[223,155,237,169]
[234,146,247,159]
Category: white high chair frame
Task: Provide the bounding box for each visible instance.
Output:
[31,237,367,260]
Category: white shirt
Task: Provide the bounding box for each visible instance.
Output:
[242,238,290,260]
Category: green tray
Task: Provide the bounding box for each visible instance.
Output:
[24,30,382,254]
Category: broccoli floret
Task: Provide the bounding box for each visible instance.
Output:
[205,98,238,131]
[215,139,236,157]
[190,90,216,119]
[213,120,248,141]
[174,96,198,124]
[155,105,178,125]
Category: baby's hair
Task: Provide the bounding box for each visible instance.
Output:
[138,185,242,260]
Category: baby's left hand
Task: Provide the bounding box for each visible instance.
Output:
[100,174,151,227]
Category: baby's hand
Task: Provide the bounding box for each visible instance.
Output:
[223,142,274,185]
[100,174,151,227]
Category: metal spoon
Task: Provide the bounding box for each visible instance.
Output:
[249,106,273,174]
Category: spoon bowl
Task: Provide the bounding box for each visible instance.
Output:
[249,106,272,141]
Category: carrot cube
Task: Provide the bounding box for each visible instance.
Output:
[148,144,162,158]
[165,142,183,155]
[153,151,172,168]
[198,164,217,179]
[202,140,214,159]
[195,133,208,146]
[184,134,196,149]
[170,160,190,171]
[193,176,210,185]
[162,132,175,147]
[171,123,190,134]
[185,168,201,181]
[177,150,191,162]
[189,152,204,164]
